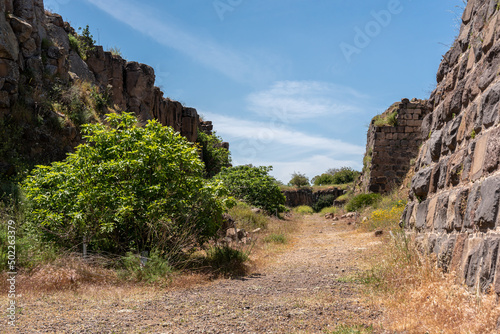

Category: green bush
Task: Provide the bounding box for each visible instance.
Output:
[320,206,338,215]
[345,193,382,212]
[312,194,336,212]
[206,245,248,276]
[119,251,173,283]
[264,233,287,244]
[312,173,335,186]
[294,205,314,215]
[216,165,285,213]
[228,202,268,230]
[196,130,231,178]
[288,172,309,187]
[22,113,231,257]
[330,167,360,184]
[373,110,398,127]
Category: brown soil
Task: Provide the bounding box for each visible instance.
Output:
[2,214,385,333]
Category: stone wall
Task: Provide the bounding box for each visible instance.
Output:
[283,188,345,208]
[0,0,202,146]
[401,0,500,293]
[359,99,430,194]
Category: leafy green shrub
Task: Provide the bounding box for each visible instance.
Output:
[312,173,335,186]
[294,205,314,215]
[288,172,309,187]
[345,193,382,212]
[320,206,338,215]
[196,130,231,178]
[228,202,268,230]
[22,113,231,257]
[373,110,398,127]
[330,167,360,184]
[312,194,336,212]
[108,46,122,57]
[206,245,248,276]
[216,165,285,213]
[264,233,287,244]
[119,251,173,283]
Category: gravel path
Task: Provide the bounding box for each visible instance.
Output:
[6,215,383,333]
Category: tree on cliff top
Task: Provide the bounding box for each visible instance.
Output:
[288,172,310,188]
[22,112,233,256]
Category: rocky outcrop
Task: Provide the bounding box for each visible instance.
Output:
[283,188,345,207]
[400,0,500,293]
[359,98,431,193]
[0,0,208,168]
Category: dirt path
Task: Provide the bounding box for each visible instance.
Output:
[9,215,384,333]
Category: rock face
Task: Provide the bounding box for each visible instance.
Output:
[359,99,431,193]
[400,0,500,293]
[0,0,208,165]
[283,188,345,207]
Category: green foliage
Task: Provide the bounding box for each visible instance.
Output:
[228,202,268,230]
[312,173,335,186]
[22,113,231,256]
[288,172,309,187]
[373,110,398,127]
[41,38,53,50]
[345,193,382,212]
[471,129,476,139]
[312,194,336,212]
[119,251,173,283]
[68,34,80,54]
[206,245,248,276]
[319,206,338,215]
[264,233,287,244]
[216,165,285,213]
[108,46,122,57]
[294,205,314,215]
[68,25,95,60]
[196,130,231,178]
[329,167,360,184]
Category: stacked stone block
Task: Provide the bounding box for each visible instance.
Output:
[361,99,430,193]
[401,0,500,293]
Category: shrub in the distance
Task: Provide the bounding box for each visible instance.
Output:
[22,112,231,257]
[312,173,336,186]
[216,165,286,213]
[345,193,381,212]
[294,205,314,215]
[288,172,309,187]
[327,167,360,184]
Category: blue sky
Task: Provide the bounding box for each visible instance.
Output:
[48,0,462,183]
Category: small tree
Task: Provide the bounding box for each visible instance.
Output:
[23,113,231,256]
[216,165,286,213]
[196,130,231,178]
[312,173,336,186]
[288,172,309,188]
[325,167,360,184]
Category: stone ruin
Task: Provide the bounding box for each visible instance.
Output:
[357,0,500,294]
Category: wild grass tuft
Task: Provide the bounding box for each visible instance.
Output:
[229,201,268,230]
[293,205,314,215]
[264,233,287,244]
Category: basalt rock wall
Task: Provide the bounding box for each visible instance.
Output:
[0,0,207,169]
[400,0,500,293]
[283,188,345,208]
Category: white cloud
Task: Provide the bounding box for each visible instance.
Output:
[247,81,368,121]
[203,112,364,182]
[205,113,364,156]
[85,0,273,83]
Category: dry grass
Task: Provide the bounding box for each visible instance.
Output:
[363,232,500,333]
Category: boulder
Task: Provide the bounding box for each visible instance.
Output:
[0,14,19,60]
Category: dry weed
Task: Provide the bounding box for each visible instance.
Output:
[366,233,500,333]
